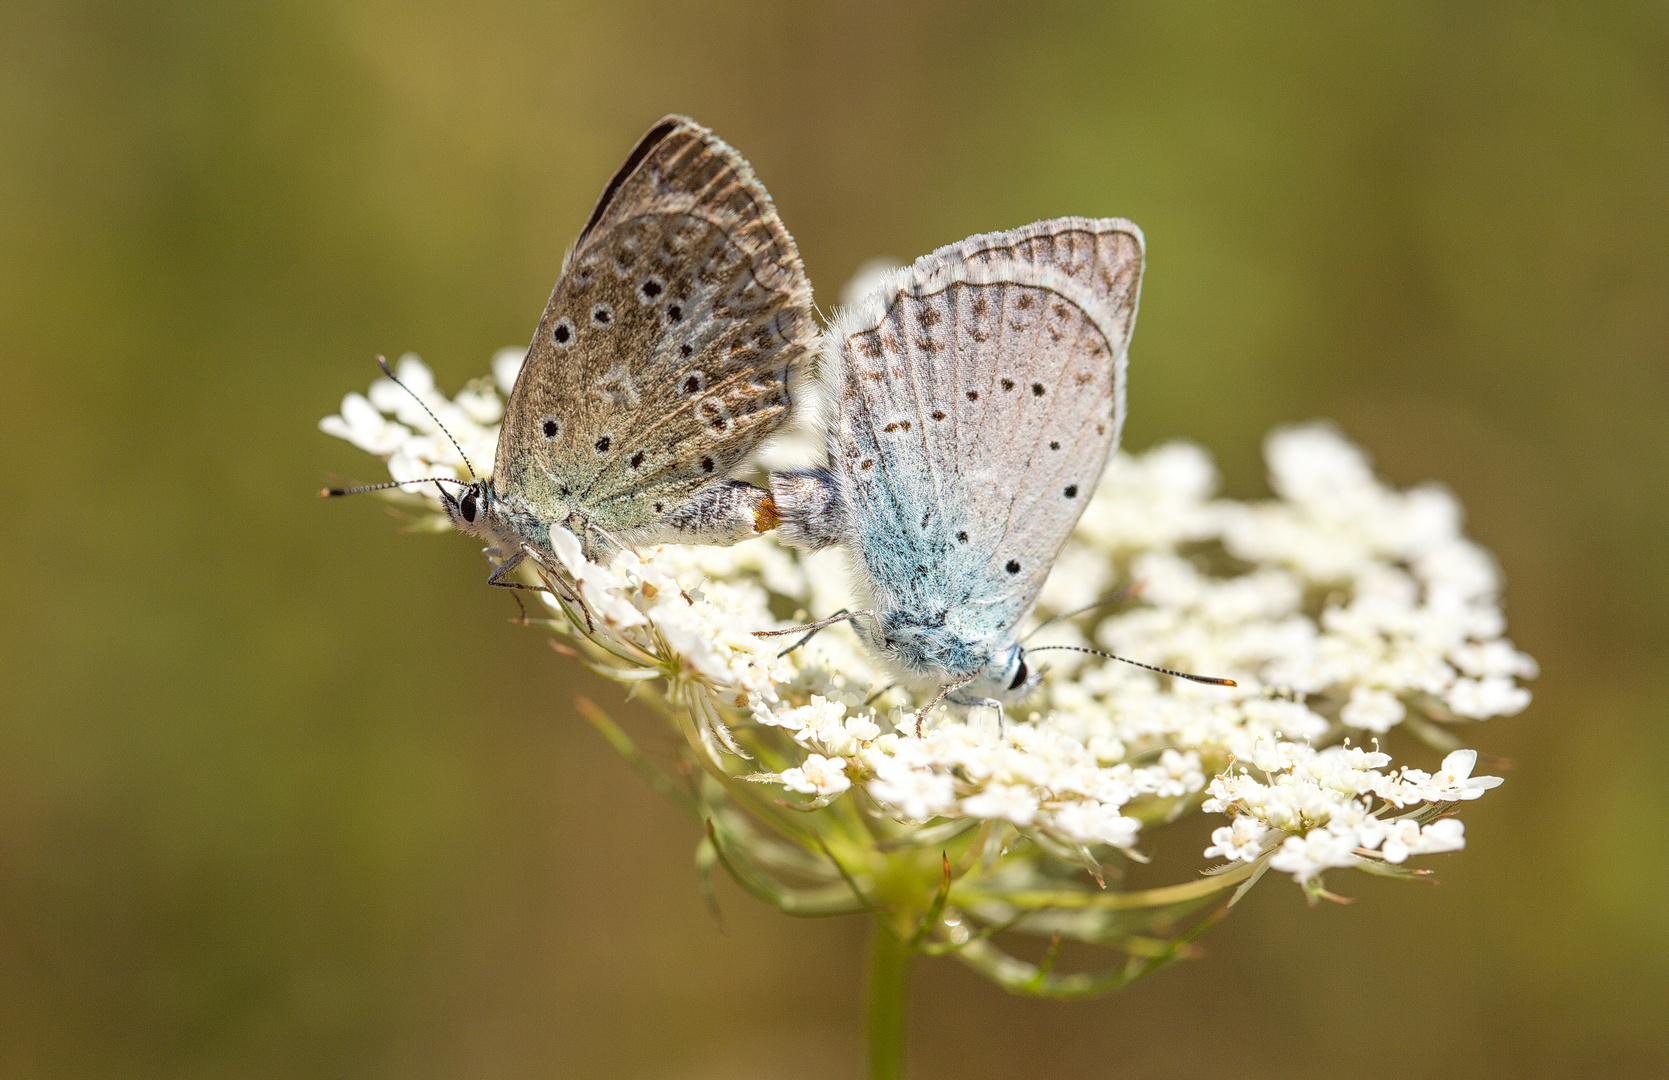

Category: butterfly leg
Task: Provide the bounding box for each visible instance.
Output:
[863,681,900,707]
[754,609,877,657]
[485,549,592,630]
[479,547,530,622]
[915,673,980,737]
[947,692,1007,737]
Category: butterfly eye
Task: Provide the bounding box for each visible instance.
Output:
[1008,657,1029,691]
[459,492,478,523]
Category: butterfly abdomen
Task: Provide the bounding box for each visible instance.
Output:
[768,468,847,551]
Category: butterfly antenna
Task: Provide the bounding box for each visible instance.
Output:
[319,477,469,498]
[375,355,478,481]
[1023,583,1147,641]
[1025,645,1237,687]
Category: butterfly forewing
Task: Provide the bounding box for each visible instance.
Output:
[496,115,814,532]
[831,259,1125,659]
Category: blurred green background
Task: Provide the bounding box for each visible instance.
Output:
[2,1,1666,1076]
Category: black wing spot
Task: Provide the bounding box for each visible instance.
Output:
[639,276,665,302]
[551,319,574,347]
[1064,484,1078,498]
[666,303,684,323]
[1031,382,1045,396]
[1001,378,1015,391]
[541,417,560,439]
[654,502,663,513]
[1049,440,1061,451]
[1005,559,1021,574]
[861,459,873,470]
[966,390,979,401]
[591,303,613,326]
[700,456,714,473]
[956,531,968,543]
[931,410,945,421]
[630,451,645,469]
[595,435,611,453]
[680,343,693,358]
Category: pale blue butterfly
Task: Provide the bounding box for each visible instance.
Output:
[762,218,1231,725]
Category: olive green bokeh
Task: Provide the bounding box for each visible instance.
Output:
[1,2,1665,1077]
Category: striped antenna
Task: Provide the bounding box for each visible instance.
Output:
[373,355,477,481]
[1026,645,1237,686]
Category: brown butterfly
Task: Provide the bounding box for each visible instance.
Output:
[438,115,816,589]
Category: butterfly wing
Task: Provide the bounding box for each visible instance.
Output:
[929,216,1143,451]
[496,115,815,539]
[821,248,1139,678]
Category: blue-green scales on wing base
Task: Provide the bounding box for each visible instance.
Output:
[440,115,817,584]
[767,218,1146,710]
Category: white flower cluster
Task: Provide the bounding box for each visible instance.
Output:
[322,355,1529,891]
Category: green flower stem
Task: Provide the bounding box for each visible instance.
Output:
[867,919,912,1080]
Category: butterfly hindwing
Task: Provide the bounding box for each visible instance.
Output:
[929,217,1143,341]
[496,115,815,535]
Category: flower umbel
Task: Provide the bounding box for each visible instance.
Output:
[323,352,1527,993]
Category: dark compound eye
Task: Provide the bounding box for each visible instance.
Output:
[540,417,560,439]
[1008,657,1029,691]
[459,492,477,523]
[551,319,574,347]
[1005,559,1021,574]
